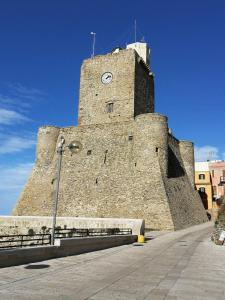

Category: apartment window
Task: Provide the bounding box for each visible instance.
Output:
[199,174,205,180]
[212,170,214,177]
[106,103,113,113]
[199,187,205,193]
[221,171,225,183]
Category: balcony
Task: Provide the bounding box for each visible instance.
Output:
[220,176,225,184]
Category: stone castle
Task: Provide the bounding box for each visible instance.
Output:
[13,42,208,230]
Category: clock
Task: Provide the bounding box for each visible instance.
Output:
[101,72,113,84]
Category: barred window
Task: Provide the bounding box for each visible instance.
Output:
[199,187,205,193]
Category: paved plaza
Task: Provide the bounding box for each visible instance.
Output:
[0,221,224,299]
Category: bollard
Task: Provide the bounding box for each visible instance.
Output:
[137,235,145,243]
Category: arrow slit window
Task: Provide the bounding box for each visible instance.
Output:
[106,103,114,113]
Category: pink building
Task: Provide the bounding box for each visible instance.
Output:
[209,161,225,200]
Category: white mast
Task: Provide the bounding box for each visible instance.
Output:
[134,19,137,43]
[90,32,96,58]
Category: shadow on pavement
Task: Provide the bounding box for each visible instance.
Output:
[24,264,50,269]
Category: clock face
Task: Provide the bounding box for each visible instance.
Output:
[101,72,113,84]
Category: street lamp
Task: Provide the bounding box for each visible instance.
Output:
[51,136,82,245]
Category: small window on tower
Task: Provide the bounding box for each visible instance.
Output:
[128,135,133,141]
[106,103,113,113]
[199,174,205,180]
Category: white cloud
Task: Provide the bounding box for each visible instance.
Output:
[222,151,225,160]
[0,136,36,154]
[0,163,34,214]
[0,163,33,190]
[194,145,219,162]
[0,83,42,214]
[0,94,16,105]
[0,94,31,111]
[0,108,29,125]
[8,82,45,101]
[0,83,46,114]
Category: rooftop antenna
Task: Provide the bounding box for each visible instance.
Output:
[90,32,96,58]
[134,19,137,43]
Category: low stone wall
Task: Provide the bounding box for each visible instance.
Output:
[0,216,144,236]
[0,235,137,268]
[211,196,225,244]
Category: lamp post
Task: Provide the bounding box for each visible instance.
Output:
[51,136,82,245]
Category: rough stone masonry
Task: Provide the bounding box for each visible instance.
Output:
[13,42,208,230]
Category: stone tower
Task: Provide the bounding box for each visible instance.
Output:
[13,42,207,230]
[78,43,154,126]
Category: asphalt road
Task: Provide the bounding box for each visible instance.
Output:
[0,221,224,300]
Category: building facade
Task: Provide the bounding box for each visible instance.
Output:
[13,42,207,230]
[195,160,225,219]
[209,161,225,200]
[195,162,213,210]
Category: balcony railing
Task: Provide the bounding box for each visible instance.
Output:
[220,176,225,184]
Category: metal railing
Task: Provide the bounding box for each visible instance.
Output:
[0,233,51,249]
[0,228,132,249]
[220,176,225,183]
[54,228,132,238]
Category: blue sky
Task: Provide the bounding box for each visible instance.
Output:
[0,0,225,215]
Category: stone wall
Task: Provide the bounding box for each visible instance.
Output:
[134,57,154,116]
[179,140,195,188]
[211,196,225,243]
[165,135,207,230]
[0,216,144,236]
